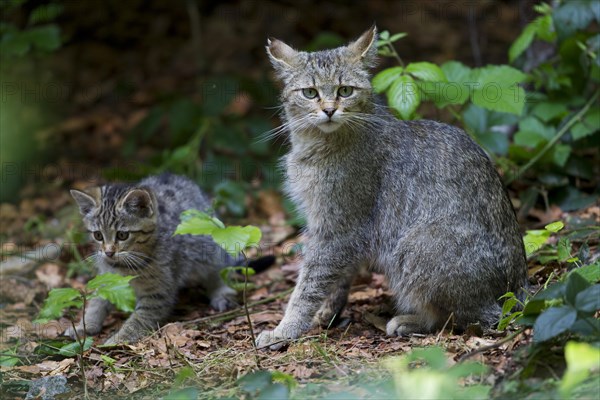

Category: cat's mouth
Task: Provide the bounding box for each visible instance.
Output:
[317,120,342,133]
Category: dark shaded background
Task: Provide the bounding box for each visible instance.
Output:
[1,0,532,214]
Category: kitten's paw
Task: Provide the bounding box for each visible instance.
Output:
[386,315,426,336]
[209,286,238,312]
[255,329,288,351]
[63,322,102,339]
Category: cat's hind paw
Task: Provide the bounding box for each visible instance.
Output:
[386,315,428,336]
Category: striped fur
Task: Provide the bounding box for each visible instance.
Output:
[256,27,528,350]
[67,173,237,344]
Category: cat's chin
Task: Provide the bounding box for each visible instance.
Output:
[316,122,342,133]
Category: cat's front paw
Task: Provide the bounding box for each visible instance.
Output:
[386,315,426,336]
[255,329,289,351]
[63,322,102,340]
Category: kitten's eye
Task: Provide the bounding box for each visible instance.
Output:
[92,231,103,241]
[338,86,354,97]
[302,88,319,99]
[116,231,129,241]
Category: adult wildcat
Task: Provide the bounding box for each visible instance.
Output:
[256,27,528,350]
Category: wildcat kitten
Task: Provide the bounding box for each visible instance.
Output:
[67,173,238,345]
[256,27,528,349]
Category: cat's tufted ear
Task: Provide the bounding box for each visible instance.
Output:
[71,188,99,216]
[119,188,154,218]
[266,37,298,79]
[347,25,378,67]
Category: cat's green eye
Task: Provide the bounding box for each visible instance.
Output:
[116,231,129,241]
[92,231,103,241]
[338,86,354,97]
[302,88,319,99]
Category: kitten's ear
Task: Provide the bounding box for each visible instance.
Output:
[348,25,378,67]
[266,37,298,78]
[119,189,154,218]
[70,189,99,216]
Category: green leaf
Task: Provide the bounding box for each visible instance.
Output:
[571,108,600,140]
[557,238,572,261]
[173,366,195,388]
[58,337,93,356]
[28,4,64,25]
[405,62,447,82]
[535,15,556,42]
[509,22,537,62]
[561,341,600,396]
[211,227,250,256]
[523,229,551,256]
[238,371,273,393]
[574,263,600,283]
[575,284,600,313]
[544,220,565,233]
[387,75,420,120]
[570,317,600,336]
[87,273,136,312]
[501,296,518,316]
[471,65,527,115]
[25,25,61,52]
[533,282,566,302]
[0,31,31,56]
[532,102,568,122]
[36,288,83,322]
[270,371,298,390]
[565,272,591,306]
[554,1,594,40]
[389,32,408,42]
[404,347,448,370]
[514,116,555,147]
[257,383,289,400]
[0,352,20,367]
[552,143,572,167]
[372,67,404,93]
[533,306,577,342]
[174,210,219,236]
[175,210,261,255]
[438,61,472,106]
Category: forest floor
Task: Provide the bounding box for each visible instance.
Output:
[1,176,598,398]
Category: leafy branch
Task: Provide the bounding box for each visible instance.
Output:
[174,209,263,367]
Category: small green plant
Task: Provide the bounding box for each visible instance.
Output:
[174,209,263,363]
[35,273,135,398]
[37,273,136,324]
[524,268,599,342]
[500,220,600,338]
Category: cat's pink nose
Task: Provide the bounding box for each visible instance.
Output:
[105,251,115,258]
[323,108,336,118]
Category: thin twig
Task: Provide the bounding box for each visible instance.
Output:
[241,251,261,369]
[458,328,526,363]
